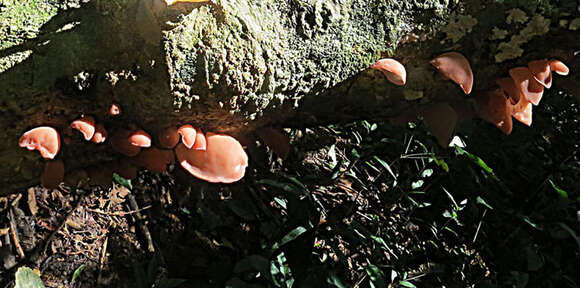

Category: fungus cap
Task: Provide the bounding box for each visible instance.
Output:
[420,104,458,147]
[370,58,407,86]
[511,97,533,126]
[91,124,108,143]
[528,59,552,88]
[550,60,569,76]
[476,89,513,135]
[177,125,197,149]
[109,104,121,116]
[19,126,61,159]
[175,133,248,183]
[496,77,521,105]
[41,159,65,189]
[192,128,207,150]
[70,116,96,141]
[111,129,141,156]
[159,126,179,149]
[509,67,544,106]
[430,52,474,94]
[131,148,175,172]
[129,130,152,147]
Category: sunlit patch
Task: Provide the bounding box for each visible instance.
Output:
[0,50,32,73]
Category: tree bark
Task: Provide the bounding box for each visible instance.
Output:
[0,0,578,192]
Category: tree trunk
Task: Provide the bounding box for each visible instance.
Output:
[0,0,578,192]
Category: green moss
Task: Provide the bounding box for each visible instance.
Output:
[165,0,453,115]
[0,0,58,72]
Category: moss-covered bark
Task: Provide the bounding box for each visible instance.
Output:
[0,0,578,192]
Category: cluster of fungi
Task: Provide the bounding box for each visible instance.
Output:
[18,103,248,189]
[371,52,570,145]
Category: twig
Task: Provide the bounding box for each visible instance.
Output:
[97,236,109,285]
[127,194,155,253]
[10,193,22,207]
[8,208,25,259]
[87,205,152,216]
[472,209,487,243]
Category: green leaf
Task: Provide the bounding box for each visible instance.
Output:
[226,198,257,221]
[432,155,449,173]
[71,264,86,283]
[520,216,542,231]
[113,173,132,189]
[454,147,496,178]
[476,196,493,209]
[373,156,397,180]
[399,280,417,288]
[557,223,580,249]
[15,267,46,288]
[549,180,568,198]
[326,272,346,288]
[364,264,386,288]
[272,226,308,250]
[273,197,287,209]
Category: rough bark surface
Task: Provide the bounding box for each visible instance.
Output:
[1,0,578,192]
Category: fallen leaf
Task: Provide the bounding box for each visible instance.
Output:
[27,188,38,216]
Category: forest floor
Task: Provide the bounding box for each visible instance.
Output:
[1,89,579,288]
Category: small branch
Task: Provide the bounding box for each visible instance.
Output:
[97,236,109,285]
[87,205,152,216]
[127,194,155,253]
[472,209,487,243]
[8,208,25,259]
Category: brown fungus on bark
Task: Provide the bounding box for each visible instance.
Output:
[430,52,474,94]
[496,77,521,105]
[177,125,197,149]
[175,133,248,183]
[370,58,407,86]
[41,159,65,189]
[528,59,552,89]
[111,129,141,157]
[129,130,152,148]
[476,88,513,135]
[509,67,544,106]
[131,148,175,173]
[159,126,180,149]
[192,128,207,151]
[109,104,121,116]
[550,59,569,76]
[19,126,61,159]
[420,103,459,147]
[91,124,108,143]
[70,115,96,141]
